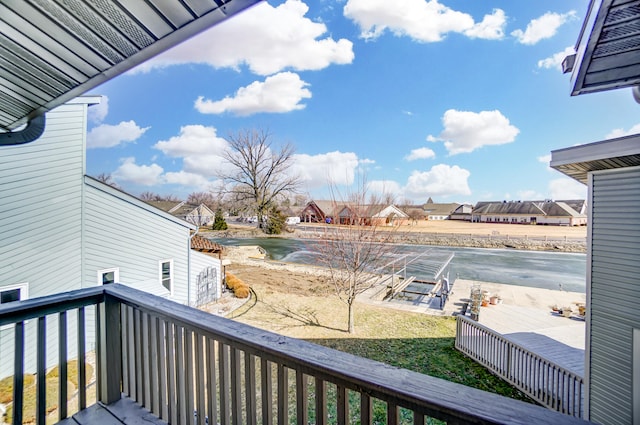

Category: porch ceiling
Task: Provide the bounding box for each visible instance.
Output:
[568,0,640,95]
[550,133,640,184]
[0,0,262,131]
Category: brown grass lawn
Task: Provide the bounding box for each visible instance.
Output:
[338,219,587,238]
[227,264,532,402]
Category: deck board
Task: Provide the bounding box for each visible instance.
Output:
[55,397,168,425]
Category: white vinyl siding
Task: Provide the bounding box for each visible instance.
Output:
[588,167,640,425]
[190,251,223,307]
[98,268,119,285]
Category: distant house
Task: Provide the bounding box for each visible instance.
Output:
[449,204,473,221]
[422,198,461,220]
[0,98,224,377]
[299,200,344,223]
[471,200,587,226]
[338,204,409,226]
[148,201,216,227]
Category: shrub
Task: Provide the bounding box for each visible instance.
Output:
[234,285,250,298]
[225,273,243,290]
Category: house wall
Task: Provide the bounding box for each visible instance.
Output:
[83,178,191,303]
[587,166,640,425]
[190,251,223,307]
[0,101,89,379]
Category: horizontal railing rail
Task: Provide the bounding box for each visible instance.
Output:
[0,285,591,424]
[0,286,105,424]
[455,315,584,419]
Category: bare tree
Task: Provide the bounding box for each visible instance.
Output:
[219,129,301,230]
[139,191,180,202]
[313,179,399,333]
[94,172,120,189]
[187,191,218,208]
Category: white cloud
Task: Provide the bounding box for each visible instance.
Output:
[292,151,360,188]
[405,147,436,161]
[367,180,402,198]
[427,109,519,155]
[164,171,212,189]
[343,0,506,42]
[154,125,230,178]
[195,72,311,116]
[538,46,575,70]
[135,0,354,76]
[87,121,150,149]
[516,189,543,200]
[549,177,587,200]
[606,123,640,139]
[511,11,577,45]
[464,9,506,40]
[537,154,552,164]
[88,96,109,124]
[112,157,164,186]
[404,164,471,199]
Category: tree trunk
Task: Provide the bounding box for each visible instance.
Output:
[347,302,355,334]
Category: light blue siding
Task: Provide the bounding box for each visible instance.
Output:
[0,102,87,378]
[588,166,640,425]
[83,178,193,304]
[0,99,202,379]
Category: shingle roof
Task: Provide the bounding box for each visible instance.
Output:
[191,235,223,253]
[473,200,586,217]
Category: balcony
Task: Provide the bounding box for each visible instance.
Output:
[0,284,589,424]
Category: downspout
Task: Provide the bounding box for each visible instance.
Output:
[0,115,46,146]
[187,223,200,306]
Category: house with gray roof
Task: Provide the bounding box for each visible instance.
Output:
[299,200,345,223]
[422,199,461,220]
[471,200,587,226]
[148,201,216,227]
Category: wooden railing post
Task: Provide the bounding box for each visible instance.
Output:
[98,295,122,404]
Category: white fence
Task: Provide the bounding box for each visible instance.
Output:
[455,315,584,419]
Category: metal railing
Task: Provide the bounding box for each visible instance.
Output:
[0,285,590,424]
[455,315,584,419]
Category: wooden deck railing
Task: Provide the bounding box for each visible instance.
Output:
[0,285,591,424]
[455,315,584,419]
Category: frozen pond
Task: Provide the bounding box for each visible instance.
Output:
[213,237,587,293]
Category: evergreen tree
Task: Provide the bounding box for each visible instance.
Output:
[264,206,286,235]
[212,209,228,230]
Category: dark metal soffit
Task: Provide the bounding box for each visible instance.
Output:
[550,134,640,184]
[0,0,262,131]
[568,0,640,96]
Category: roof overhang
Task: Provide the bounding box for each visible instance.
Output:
[0,0,262,131]
[566,0,640,96]
[550,134,640,184]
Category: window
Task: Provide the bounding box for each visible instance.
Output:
[160,260,173,295]
[1,283,28,329]
[98,268,119,285]
[0,283,28,304]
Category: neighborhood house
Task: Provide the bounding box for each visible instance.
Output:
[0,98,224,378]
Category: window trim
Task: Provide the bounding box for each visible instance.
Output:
[159,259,174,296]
[1,282,29,330]
[98,268,120,285]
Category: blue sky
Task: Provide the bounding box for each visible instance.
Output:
[86,0,640,205]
